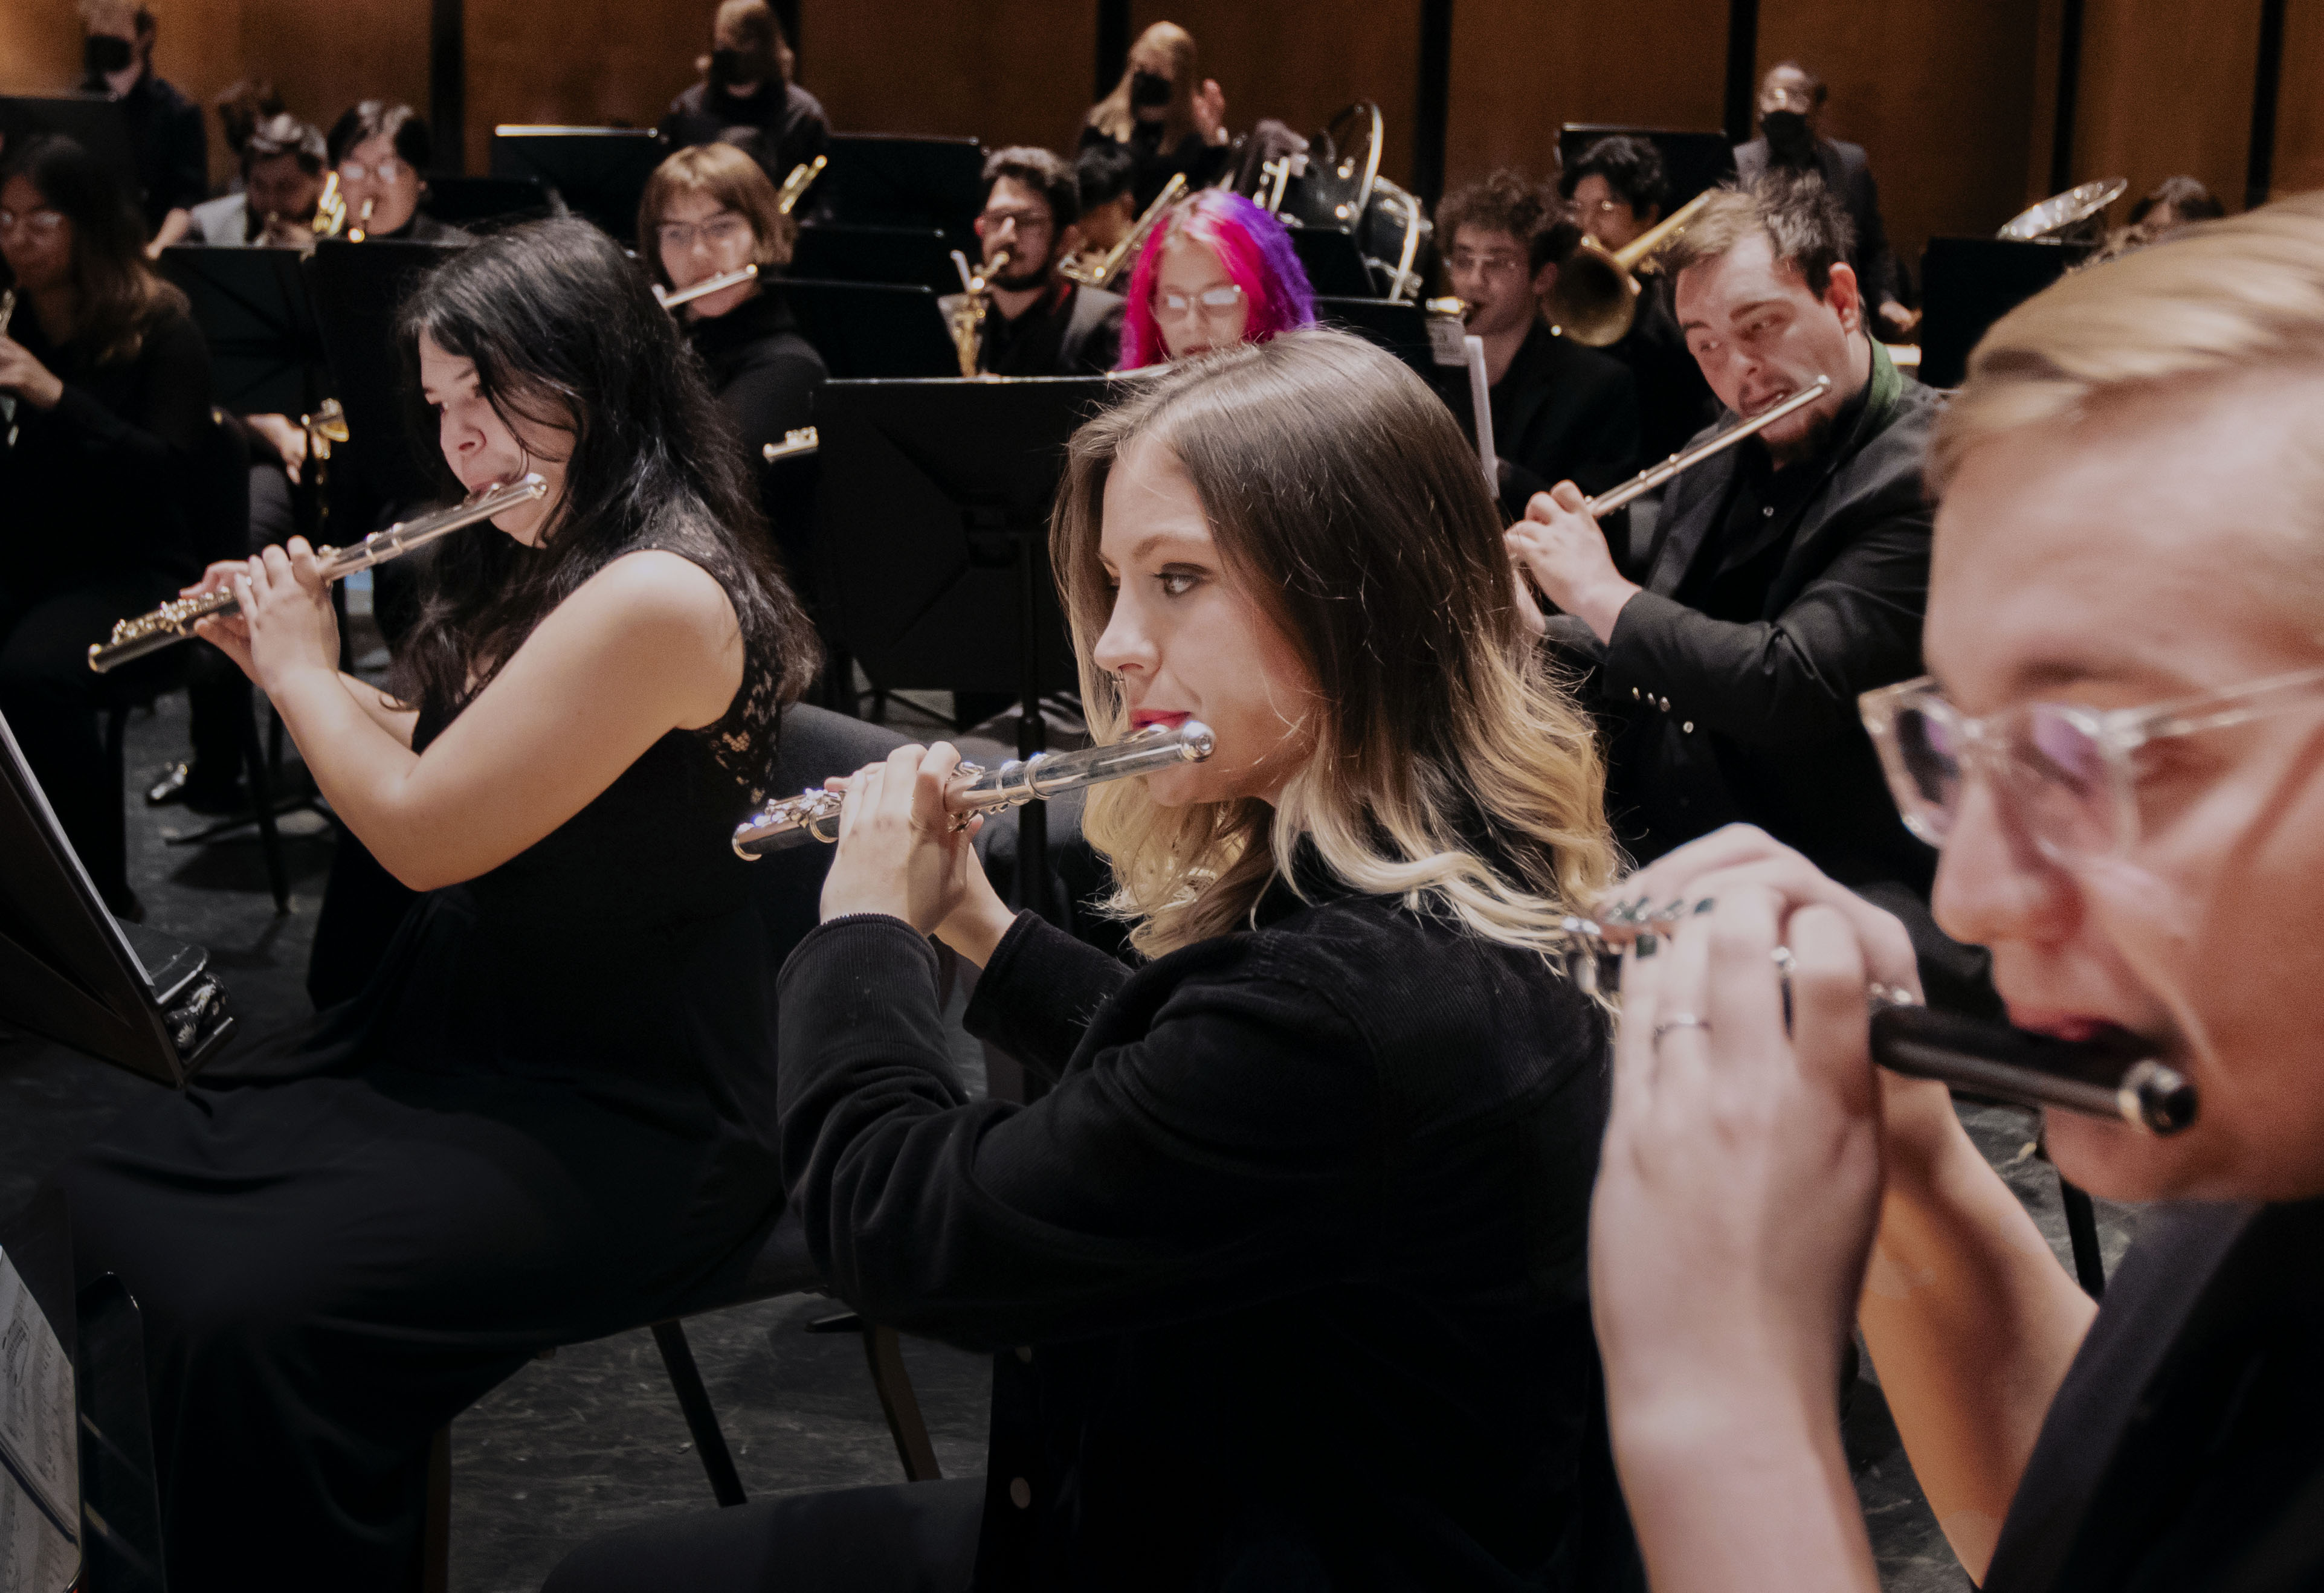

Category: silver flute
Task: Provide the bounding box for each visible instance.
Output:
[1561,910,2196,1135]
[1582,376,1833,518]
[656,263,759,311]
[88,475,549,673]
[734,719,1216,859]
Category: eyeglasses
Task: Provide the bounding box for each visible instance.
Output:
[978,207,1053,235]
[1447,249,1529,276]
[1761,84,1818,113]
[338,157,410,184]
[656,214,752,251]
[0,209,66,239]
[1151,284,1244,322]
[1860,667,2324,864]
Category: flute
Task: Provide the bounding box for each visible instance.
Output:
[88,475,548,674]
[763,426,818,463]
[656,263,758,311]
[1560,915,2197,1134]
[734,719,1215,859]
[1583,376,1832,518]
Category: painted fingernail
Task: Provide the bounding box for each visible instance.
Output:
[1633,933,1659,959]
[1693,896,1717,916]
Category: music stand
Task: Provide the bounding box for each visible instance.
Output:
[1287,227,1377,298]
[303,240,462,510]
[790,224,964,293]
[1917,236,2088,388]
[488,126,665,239]
[0,96,137,199]
[812,376,1129,916]
[0,712,235,1089]
[1557,125,1738,210]
[1313,296,1480,455]
[426,174,559,229]
[819,134,983,239]
[781,279,957,379]
[158,245,332,417]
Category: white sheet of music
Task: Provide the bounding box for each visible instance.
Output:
[0,1247,79,1593]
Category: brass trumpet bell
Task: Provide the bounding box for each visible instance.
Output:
[1543,188,1714,348]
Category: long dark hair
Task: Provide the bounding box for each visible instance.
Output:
[0,134,185,364]
[390,217,820,793]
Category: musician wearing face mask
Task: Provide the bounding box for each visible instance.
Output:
[967,147,1126,378]
[1735,62,1911,340]
[660,0,830,191]
[1080,21,1232,213]
[1438,170,1641,522]
[77,0,204,252]
[188,113,328,246]
[1510,178,1987,1009]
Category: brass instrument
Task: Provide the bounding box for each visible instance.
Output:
[312,172,346,239]
[656,263,759,311]
[0,289,16,446]
[775,154,827,217]
[301,397,350,543]
[734,719,1216,858]
[347,196,376,243]
[941,248,1008,379]
[1060,171,1187,291]
[1543,188,1716,347]
[762,426,817,463]
[89,475,548,674]
[1574,376,1831,517]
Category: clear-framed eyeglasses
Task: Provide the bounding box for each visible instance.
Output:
[1151,284,1244,323]
[1860,667,2324,864]
[338,156,410,184]
[0,208,66,239]
[656,213,752,252]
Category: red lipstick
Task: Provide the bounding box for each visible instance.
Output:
[1129,709,1190,732]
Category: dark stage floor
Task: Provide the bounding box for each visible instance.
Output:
[0,689,2134,1591]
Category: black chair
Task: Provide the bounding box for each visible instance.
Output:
[419,706,941,1591]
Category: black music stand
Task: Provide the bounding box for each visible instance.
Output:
[1917,236,2088,388]
[819,134,983,239]
[0,96,137,197]
[811,376,1128,918]
[1287,227,1377,298]
[303,240,462,511]
[158,245,332,417]
[0,712,235,1089]
[781,279,957,379]
[1558,125,1738,209]
[1314,296,1480,455]
[488,126,665,238]
[790,224,963,292]
[426,174,558,229]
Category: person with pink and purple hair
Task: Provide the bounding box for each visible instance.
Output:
[1116,189,1316,368]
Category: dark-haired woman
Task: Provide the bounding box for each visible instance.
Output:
[53,217,820,1590]
[326,100,466,243]
[640,140,826,578]
[0,133,212,915]
[549,328,1636,1591]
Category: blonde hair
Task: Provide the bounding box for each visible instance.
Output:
[1932,190,2324,494]
[1052,327,1617,959]
[636,142,796,289]
[1088,21,1202,147]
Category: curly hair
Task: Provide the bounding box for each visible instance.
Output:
[1436,169,1580,274]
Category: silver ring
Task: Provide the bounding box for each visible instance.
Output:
[1650,1012,1711,1049]
[1770,945,1796,977]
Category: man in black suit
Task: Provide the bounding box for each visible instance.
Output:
[660,0,830,187]
[1509,178,1984,1007]
[967,147,1127,378]
[1439,170,1640,522]
[1734,61,1914,340]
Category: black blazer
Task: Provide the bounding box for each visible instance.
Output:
[1493,320,1641,520]
[1734,136,1901,309]
[776,873,1628,1591]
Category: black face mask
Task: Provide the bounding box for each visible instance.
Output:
[1763,109,1815,166]
[710,47,773,89]
[84,34,135,76]
[1129,70,1172,110]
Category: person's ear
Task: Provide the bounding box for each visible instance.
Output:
[1058,221,1085,260]
[972,214,987,240]
[1531,260,1559,300]
[1823,259,1862,335]
[1641,204,1661,228]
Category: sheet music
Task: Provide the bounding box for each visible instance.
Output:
[0,1248,78,1593]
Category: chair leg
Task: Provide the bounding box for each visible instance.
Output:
[420,1423,450,1593]
[650,1320,748,1507]
[2059,1176,2107,1299]
[237,686,291,914]
[863,1324,942,1482]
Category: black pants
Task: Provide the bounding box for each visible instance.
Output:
[544,1478,983,1593]
[0,576,174,912]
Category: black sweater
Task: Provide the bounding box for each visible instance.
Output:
[777,872,1628,1591]
[685,291,827,576]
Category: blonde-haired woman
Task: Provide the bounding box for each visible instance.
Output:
[546,327,1634,1589]
[1082,20,1232,212]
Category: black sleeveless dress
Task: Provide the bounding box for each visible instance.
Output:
[55,700,786,1592]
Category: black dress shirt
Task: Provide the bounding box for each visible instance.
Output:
[1491,318,1642,520]
[661,80,830,187]
[1986,1199,2324,1592]
[84,69,206,236]
[684,291,828,576]
[776,863,1632,1590]
[978,278,1126,378]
